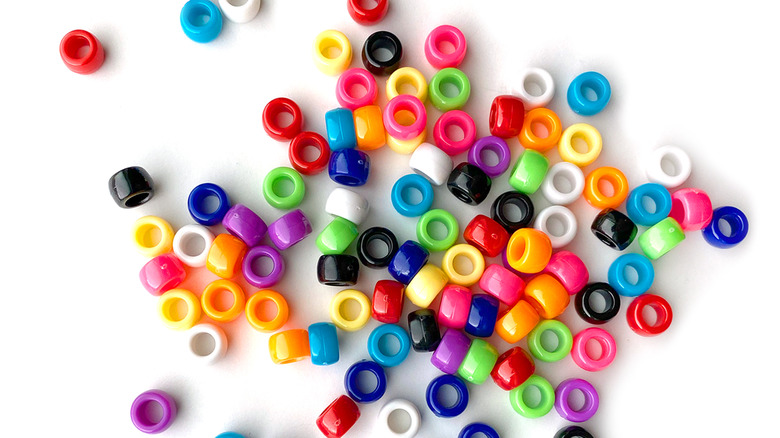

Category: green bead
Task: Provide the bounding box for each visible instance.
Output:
[638,217,685,260]
[316,217,358,255]
[416,209,459,252]
[526,319,573,362]
[509,374,555,418]
[457,338,498,385]
[508,150,549,194]
[428,68,471,111]
[263,167,305,209]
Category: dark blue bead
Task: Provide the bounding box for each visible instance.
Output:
[387,240,429,284]
[344,360,387,403]
[459,423,500,438]
[187,182,231,226]
[426,374,469,418]
[328,148,370,186]
[702,206,749,248]
[464,294,499,338]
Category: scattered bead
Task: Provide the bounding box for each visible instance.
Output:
[464,294,499,338]
[429,68,471,111]
[336,68,378,110]
[567,71,611,116]
[527,319,573,362]
[309,322,340,366]
[427,374,469,417]
[434,110,477,156]
[132,216,174,258]
[218,0,261,23]
[417,209,459,252]
[158,289,202,331]
[533,205,578,249]
[325,108,358,151]
[108,166,153,208]
[376,399,421,438]
[645,145,691,188]
[367,323,411,367]
[669,188,713,231]
[540,162,585,206]
[353,105,386,151]
[554,378,599,422]
[139,253,186,296]
[347,0,388,25]
[317,254,360,286]
[408,309,441,352]
[431,329,471,374]
[243,245,285,288]
[130,389,177,434]
[371,279,405,323]
[206,233,248,278]
[515,67,555,109]
[60,29,105,74]
[316,395,360,438]
[388,240,429,284]
[626,183,673,226]
[509,374,554,418]
[584,166,629,210]
[180,0,223,43]
[391,174,434,217]
[638,217,685,260]
[330,289,371,332]
[329,148,371,186]
[345,360,387,403]
[358,227,399,269]
[313,30,353,76]
[467,136,511,177]
[491,191,535,232]
[447,163,491,205]
[702,206,749,248]
[574,282,620,325]
[491,347,535,391]
[245,289,289,332]
[409,142,453,186]
[508,150,549,195]
[269,329,311,364]
[626,293,673,336]
[424,25,467,69]
[405,263,448,308]
[457,338,498,385]
[608,253,654,297]
[571,327,617,372]
[187,323,227,365]
[362,30,403,76]
[263,97,304,141]
[489,95,525,138]
[289,131,331,175]
[267,209,312,250]
[591,208,637,250]
[558,123,602,167]
[201,279,245,323]
[222,204,267,248]
[188,183,231,226]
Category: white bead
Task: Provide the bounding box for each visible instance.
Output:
[515,67,555,109]
[541,161,585,205]
[218,0,261,23]
[409,142,453,186]
[172,224,215,267]
[376,398,421,438]
[187,324,227,365]
[325,188,370,225]
[645,145,692,188]
[534,205,578,249]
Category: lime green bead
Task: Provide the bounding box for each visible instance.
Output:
[457,338,498,384]
[416,209,459,252]
[526,319,573,362]
[316,217,358,254]
[263,167,305,209]
[508,150,549,194]
[639,217,685,260]
[509,374,555,418]
[428,68,471,111]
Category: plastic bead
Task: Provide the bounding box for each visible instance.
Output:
[269,329,310,364]
[571,327,616,372]
[669,188,714,231]
[703,206,749,248]
[201,279,245,323]
[386,67,428,102]
[324,108,357,152]
[467,136,511,178]
[158,289,201,331]
[329,148,370,186]
[638,217,685,260]
[336,68,378,110]
[362,30,403,76]
[316,217,359,255]
[313,30,352,76]
[426,374,469,417]
[187,323,227,365]
[433,110,477,156]
[245,289,289,332]
[130,390,177,434]
[391,174,434,217]
[309,322,340,366]
[132,216,174,258]
[408,309,441,352]
[353,105,386,151]
[591,208,638,251]
[526,319,573,362]
[424,25,467,69]
[358,227,399,269]
[496,300,540,343]
[555,426,594,438]
[262,97,304,141]
[442,244,485,287]
[508,150,549,195]
[206,234,247,278]
[139,253,186,296]
[558,123,602,167]
[533,205,578,249]
[626,183,673,226]
[608,253,654,297]
[405,264,448,308]
[376,399,421,438]
[626,293,673,336]
[222,204,267,248]
[540,162,585,206]
[465,294,499,338]
[505,228,552,274]
[218,0,261,23]
[491,191,535,232]
[330,289,371,332]
[242,245,285,288]
[479,264,524,306]
[289,131,331,176]
[431,329,471,374]
[388,240,429,284]
[317,254,360,286]
[645,145,692,188]
[519,108,562,155]
[188,183,231,226]
[574,283,620,325]
[109,166,153,208]
[216,433,246,438]
[523,274,570,319]
[463,215,509,258]
[409,142,453,186]
[386,130,425,154]
[345,360,387,403]
[263,167,305,210]
[372,280,406,323]
[515,67,555,109]
[384,94,427,141]
[429,68,471,111]
[316,395,360,438]
[416,209,459,252]
[509,374,555,418]
[60,29,105,74]
[459,423,500,438]
[367,323,411,367]
[347,0,388,25]
[568,71,611,116]
[543,251,590,295]
[180,0,223,43]
[554,378,599,422]
[268,209,312,250]
[437,285,472,330]
[584,166,630,210]
[447,163,492,206]
[491,347,536,391]
[457,338,499,385]
[489,95,525,138]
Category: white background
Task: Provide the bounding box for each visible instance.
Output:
[1,1,779,437]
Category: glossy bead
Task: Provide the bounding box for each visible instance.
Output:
[533,205,578,249]
[429,68,471,111]
[574,282,620,325]
[584,167,629,210]
[409,142,453,186]
[386,130,425,154]
[515,67,555,109]
[263,167,305,210]
[60,29,105,74]
[316,217,359,255]
[447,163,492,205]
[344,360,387,403]
[505,228,552,274]
[316,395,360,438]
[180,0,222,43]
[130,390,177,434]
[330,289,371,332]
[218,0,261,23]
[523,274,570,319]
[317,254,360,286]
[489,95,525,138]
[245,289,289,332]
[468,136,511,178]
[325,108,358,151]
[289,131,331,176]
[242,245,285,288]
[526,319,573,362]
[431,329,471,374]
[372,280,405,323]
[543,251,589,295]
[367,323,411,367]
[188,183,231,226]
[426,374,469,417]
[132,216,174,258]
[353,105,386,151]
[417,209,459,252]
[608,253,654,297]
[139,253,186,296]
[437,285,472,330]
[384,94,427,141]
[388,240,429,284]
[558,123,602,167]
[519,107,562,152]
[347,0,388,25]
[457,338,499,385]
[626,183,673,226]
[554,379,599,423]
[442,244,485,287]
[669,188,713,231]
[571,327,617,372]
[627,293,673,336]
[568,71,611,115]
[479,264,525,306]
[463,215,509,258]
[201,279,245,323]
[703,206,749,248]
[329,148,370,186]
[325,189,368,226]
[491,191,535,232]
[491,347,535,391]
[358,227,398,269]
[496,300,540,343]
[405,263,448,308]
[206,233,248,278]
[555,426,594,438]
[433,110,476,156]
[187,323,227,365]
[313,30,352,76]
[268,209,312,250]
[540,161,585,206]
[508,150,549,195]
[465,294,500,338]
[262,97,303,141]
[638,217,685,260]
[336,68,378,111]
[645,145,692,188]
[386,66,428,102]
[158,289,201,331]
[459,423,500,438]
[309,322,340,366]
[222,204,267,248]
[509,375,554,418]
[424,25,467,69]
[109,166,153,208]
[376,399,421,438]
[362,30,402,76]
[591,208,637,251]
[408,309,441,352]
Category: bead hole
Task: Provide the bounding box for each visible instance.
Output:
[552,173,574,194]
[65,35,91,59]
[188,5,212,26]
[718,217,733,236]
[340,298,363,321]
[212,288,236,312]
[566,388,587,411]
[439,78,462,98]
[522,385,543,408]
[597,178,616,198]
[641,195,658,214]
[530,121,550,139]
[348,81,369,99]
[587,291,610,314]
[396,78,419,96]
[226,0,248,5]
[437,384,460,408]
[585,338,604,361]
[388,409,412,433]
[198,194,221,214]
[581,85,599,102]
[370,40,395,63]
[321,39,343,59]
[394,109,417,127]
[274,111,294,128]
[622,265,639,285]
[642,304,661,327]
[367,237,390,259]
[301,144,323,163]
[126,193,150,207]
[181,233,206,257]
[379,333,401,356]
[357,369,379,394]
[540,330,561,353]
[358,0,380,10]
[139,225,162,248]
[250,254,275,277]
[191,332,216,357]
[570,134,591,154]
[479,147,500,167]
[523,75,545,97]
[427,220,450,241]
[502,202,526,223]
[272,177,295,198]
[660,155,680,177]
[402,186,424,206]
[253,299,279,322]
[452,254,474,276]
[138,400,164,426]
[445,123,465,142]
[544,214,567,237]
[167,299,190,322]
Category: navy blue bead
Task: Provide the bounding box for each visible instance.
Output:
[387,240,429,284]
[426,374,469,418]
[188,182,231,226]
[329,148,370,186]
[464,294,499,338]
[344,360,387,404]
[702,206,749,248]
[325,108,357,151]
[459,423,500,438]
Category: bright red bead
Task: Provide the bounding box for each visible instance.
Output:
[626,293,673,336]
[59,29,105,75]
[463,214,509,257]
[490,346,535,391]
[372,279,405,323]
[316,395,361,438]
[489,95,525,138]
[289,131,331,175]
[347,0,389,25]
[263,97,304,141]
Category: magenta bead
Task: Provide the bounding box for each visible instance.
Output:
[424,25,467,69]
[130,389,177,434]
[478,264,525,306]
[433,110,476,156]
[139,253,186,296]
[571,327,617,372]
[431,329,471,374]
[383,94,427,140]
[467,136,511,177]
[554,378,599,423]
[437,284,472,330]
[669,188,713,231]
[336,67,378,110]
[222,204,268,247]
[242,245,285,288]
[543,251,590,295]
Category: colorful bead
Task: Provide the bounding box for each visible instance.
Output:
[216,433,246,438]
[554,378,599,422]
[367,323,411,367]
[316,395,360,438]
[263,167,305,210]
[508,150,549,195]
[362,30,403,76]
[408,309,442,352]
[180,0,222,43]
[479,264,524,306]
[316,217,359,255]
[206,233,248,278]
[325,188,369,226]
[139,253,186,296]
[567,71,611,116]
[60,29,105,74]
[289,131,331,176]
[495,300,541,343]
[431,329,471,374]
[515,67,555,109]
[386,67,428,102]
[571,327,617,372]
[669,188,713,231]
[313,30,352,76]
[405,263,448,308]
[591,208,637,250]
[130,390,177,434]
[523,274,570,319]
[336,68,378,110]
[222,204,267,248]
[489,95,525,138]
[132,215,174,258]
[245,289,289,332]
[540,161,585,206]
[109,166,153,208]
[353,105,386,151]
[491,347,535,391]
[330,289,371,332]
[409,142,453,186]
[242,245,285,288]
[463,215,509,258]
[638,217,685,260]
[317,254,360,286]
[187,323,227,365]
[201,279,245,323]
[626,183,673,226]
[447,163,492,205]
[543,251,590,295]
[533,205,578,249]
[491,191,535,232]
[417,209,459,252]
[555,426,594,438]
[468,136,511,177]
[158,289,201,331]
[626,293,673,336]
[347,0,388,25]
[608,253,654,297]
[558,123,602,167]
[527,319,573,362]
[372,280,405,323]
[308,322,340,366]
[424,25,467,69]
[391,174,434,217]
[386,130,425,154]
[465,294,499,338]
[442,244,485,287]
[457,338,499,385]
[426,374,469,417]
[344,360,387,403]
[329,148,371,186]
[703,206,749,248]
[429,68,471,111]
[262,97,303,141]
[459,423,500,438]
[269,329,310,364]
[505,228,552,274]
[218,0,261,23]
[384,95,427,142]
[437,285,472,330]
[645,145,691,188]
[519,107,562,153]
[325,108,358,151]
[509,374,554,418]
[388,240,429,284]
[574,283,620,325]
[584,166,629,209]
[188,183,231,226]
[376,399,421,438]
[434,110,477,156]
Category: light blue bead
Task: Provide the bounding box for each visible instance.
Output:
[391,174,434,217]
[626,183,672,226]
[325,108,358,151]
[215,433,245,438]
[180,0,223,43]
[567,71,611,116]
[607,253,654,297]
[308,322,340,366]
[367,324,411,367]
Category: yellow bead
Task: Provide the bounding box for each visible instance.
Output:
[558,123,602,167]
[313,30,352,76]
[330,289,371,331]
[405,264,448,308]
[386,130,425,154]
[386,66,428,102]
[132,215,174,258]
[441,244,485,287]
[158,289,202,331]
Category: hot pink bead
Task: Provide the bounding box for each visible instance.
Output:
[383,94,427,141]
[139,253,186,296]
[433,110,476,156]
[543,251,590,295]
[336,67,378,110]
[478,264,525,306]
[437,284,472,330]
[571,327,617,372]
[424,25,467,69]
[669,188,713,231]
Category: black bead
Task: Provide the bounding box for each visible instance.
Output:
[591,208,637,250]
[555,425,594,438]
[317,254,359,286]
[108,166,154,208]
[447,162,492,205]
[357,227,399,269]
[361,31,403,76]
[407,309,441,352]
[575,282,621,324]
[490,191,534,231]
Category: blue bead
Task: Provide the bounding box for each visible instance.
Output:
[308,322,340,366]
[367,324,411,367]
[325,108,358,151]
[328,149,370,186]
[626,183,672,226]
[391,174,435,217]
[607,253,655,297]
[567,71,611,116]
[188,183,231,226]
[180,0,223,43]
[426,374,469,418]
[464,294,499,338]
[344,360,387,403]
[388,240,429,284]
[459,423,500,438]
[215,433,245,438]
[702,206,749,248]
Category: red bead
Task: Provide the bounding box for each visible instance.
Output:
[372,279,405,323]
[626,293,673,336]
[289,131,331,176]
[347,0,389,25]
[463,214,509,257]
[59,30,105,75]
[490,346,535,391]
[489,95,525,138]
[316,395,360,438]
[263,97,304,141]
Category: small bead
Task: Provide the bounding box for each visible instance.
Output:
[515,67,555,109]
[442,244,485,287]
[188,182,231,226]
[478,264,525,306]
[313,30,352,76]
[424,25,467,69]
[558,123,602,167]
[591,208,637,251]
[508,150,549,195]
[60,29,105,74]
[527,319,573,362]
[464,294,499,338]
[638,217,685,260]
[505,228,552,274]
[158,289,201,331]
[308,322,340,366]
[495,299,540,343]
[262,97,303,141]
[372,279,405,323]
[384,94,427,141]
[187,323,227,365]
[362,30,402,76]
[669,188,714,231]
[201,279,245,323]
[491,191,535,232]
[353,105,386,151]
[555,426,595,438]
[386,67,428,102]
[357,227,399,269]
[377,399,421,437]
[218,0,261,23]
[325,188,369,226]
[405,263,448,308]
[626,183,673,226]
[180,0,223,43]
[489,95,525,138]
[426,374,469,417]
[316,395,360,438]
[408,309,441,352]
[242,245,285,288]
[392,174,435,217]
[554,378,600,422]
[519,107,562,152]
[409,142,453,186]
[316,217,359,255]
[463,215,509,258]
[130,390,177,434]
[457,338,499,385]
[245,289,289,332]
[108,166,153,208]
[584,166,629,209]
[702,206,749,248]
[325,108,358,151]
[540,161,584,205]
[467,136,511,177]
[567,71,611,116]
[459,423,500,438]
[490,347,535,391]
[269,329,310,364]
[607,253,654,297]
[574,282,620,324]
[437,285,472,330]
[543,251,589,295]
[263,167,305,210]
[222,204,267,248]
[509,375,554,418]
[645,145,692,188]
[367,323,411,367]
[626,293,673,336]
[347,0,388,25]
[431,329,471,374]
[336,68,378,110]
[429,68,471,111]
[523,274,570,319]
[206,234,247,278]
[447,163,492,205]
[388,240,429,284]
[289,131,330,176]
[434,110,476,156]
[344,360,387,403]
[132,216,174,258]
[571,327,617,372]
[329,148,370,186]
[139,253,186,296]
[417,209,459,252]
[533,205,578,249]
[330,289,371,332]
[317,254,360,286]
[267,209,312,250]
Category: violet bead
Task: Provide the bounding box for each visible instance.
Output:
[222,204,268,247]
[242,245,285,288]
[431,329,471,374]
[268,209,312,250]
[467,136,511,177]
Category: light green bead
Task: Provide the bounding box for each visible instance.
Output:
[263,167,305,209]
[316,217,358,254]
[428,68,471,111]
[638,217,685,260]
[457,338,498,384]
[526,319,573,362]
[508,150,549,194]
[416,209,459,252]
[509,374,555,418]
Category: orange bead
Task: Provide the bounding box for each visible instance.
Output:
[505,228,552,274]
[495,300,540,343]
[245,289,290,333]
[206,233,248,278]
[518,108,562,152]
[583,166,629,209]
[353,105,386,151]
[523,274,570,319]
[269,329,311,364]
[201,279,246,323]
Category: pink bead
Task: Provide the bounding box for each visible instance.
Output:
[669,188,713,231]
[543,251,590,295]
[433,110,476,156]
[383,94,427,141]
[571,327,617,372]
[424,25,467,69]
[139,253,186,296]
[437,284,472,330]
[336,67,378,110]
[478,264,525,306]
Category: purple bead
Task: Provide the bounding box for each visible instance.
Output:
[431,329,471,374]
[222,204,267,247]
[130,389,177,434]
[139,253,186,296]
[242,245,285,288]
[467,136,511,178]
[267,209,312,250]
[554,378,599,423]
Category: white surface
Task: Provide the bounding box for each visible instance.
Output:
[1,1,779,437]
